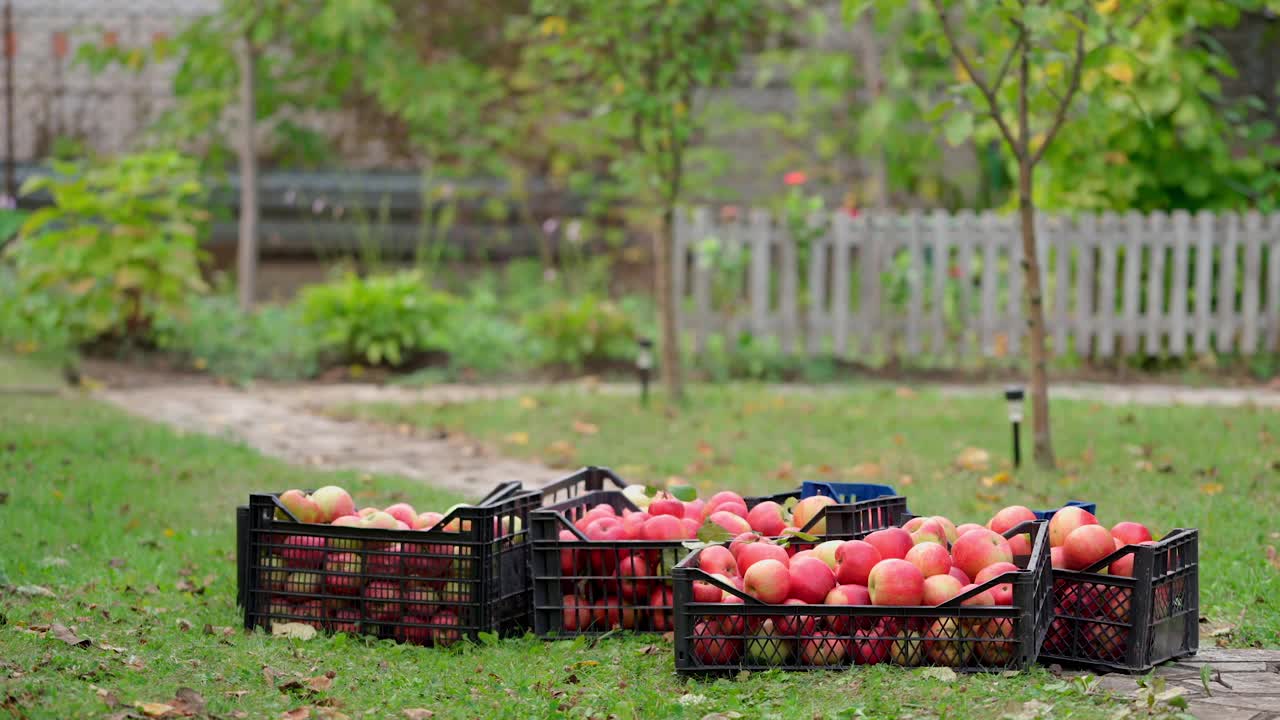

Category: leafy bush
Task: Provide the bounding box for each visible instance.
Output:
[153,294,322,383]
[3,151,209,345]
[523,294,636,369]
[300,271,456,366]
[440,287,530,376]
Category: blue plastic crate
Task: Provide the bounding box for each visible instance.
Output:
[801,481,901,505]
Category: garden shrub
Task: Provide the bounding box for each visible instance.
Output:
[300,271,456,366]
[2,151,209,346]
[440,287,530,376]
[522,294,636,369]
[153,294,323,383]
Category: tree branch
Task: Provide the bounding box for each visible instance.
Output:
[1029,9,1086,167]
[930,0,1021,153]
[990,31,1025,97]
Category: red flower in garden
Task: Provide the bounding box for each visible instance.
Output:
[783,171,808,186]
[842,206,860,219]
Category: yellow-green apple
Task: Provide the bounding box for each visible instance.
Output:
[921,574,965,605]
[835,539,882,586]
[1111,521,1152,546]
[383,503,418,528]
[357,507,378,519]
[812,540,843,572]
[697,545,739,578]
[744,558,791,603]
[903,517,927,533]
[329,608,361,635]
[947,566,971,585]
[867,559,925,606]
[650,587,674,631]
[973,617,1016,665]
[864,528,913,560]
[394,616,432,645]
[823,584,871,633]
[414,511,444,530]
[1048,506,1098,547]
[278,489,324,523]
[738,541,789,574]
[746,501,788,537]
[801,631,849,666]
[925,617,971,666]
[709,510,753,536]
[950,529,1013,580]
[890,628,924,665]
[932,516,959,544]
[648,494,684,518]
[258,556,289,591]
[621,484,653,510]
[791,496,837,534]
[323,552,363,595]
[909,518,947,546]
[362,580,401,620]
[974,562,1019,605]
[640,514,684,541]
[693,620,741,664]
[361,510,401,550]
[281,535,326,568]
[788,556,837,604]
[746,619,792,665]
[1064,524,1116,570]
[989,506,1036,535]
[617,553,650,600]
[285,571,321,595]
[905,542,952,577]
[428,611,462,646]
[775,598,817,636]
[852,622,892,664]
[955,523,985,538]
[310,486,355,523]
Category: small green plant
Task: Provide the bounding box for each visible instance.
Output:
[300,271,456,366]
[439,287,530,377]
[153,294,323,383]
[522,294,636,369]
[3,151,209,346]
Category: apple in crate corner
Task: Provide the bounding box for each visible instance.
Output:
[1048,506,1098,547]
[278,489,324,524]
[310,485,355,523]
[1063,524,1116,570]
[281,535,326,569]
[974,562,1019,605]
[693,621,741,665]
[791,495,837,534]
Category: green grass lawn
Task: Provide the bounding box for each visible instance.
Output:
[0,353,62,390]
[340,383,1280,650]
[2,393,1159,719]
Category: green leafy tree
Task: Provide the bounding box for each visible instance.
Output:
[531,0,758,402]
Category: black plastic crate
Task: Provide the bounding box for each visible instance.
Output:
[238,481,539,646]
[671,521,1052,674]
[1041,528,1198,673]
[531,467,910,637]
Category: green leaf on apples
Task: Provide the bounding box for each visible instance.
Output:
[643,485,661,498]
[697,520,734,544]
[785,530,819,543]
[682,540,714,551]
[669,485,697,502]
[782,496,799,513]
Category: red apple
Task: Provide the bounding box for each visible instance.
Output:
[959,584,995,607]
[310,486,355,523]
[737,541,790,574]
[650,587,674,631]
[852,623,892,665]
[680,517,701,538]
[329,608,361,635]
[1007,533,1032,556]
[709,510,753,536]
[697,545,739,578]
[823,584,871,633]
[1081,621,1125,662]
[867,559,925,606]
[413,511,444,530]
[403,583,440,616]
[278,489,324,524]
[561,595,593,631]
[281,535,326,569]
[715,595,748,635]
[931,516,959,544]
[774,598,817,636]
[834,540,882,586]
[864,528,914,560]
[1050,546,1068,569]
[955,523,985,538]
[1063,524,1116,571]
[947,566,971,585]
[694,574,735,603]
[792,496,837,534]
[323,552,363,595]
[640,514,685,541]
[1044,616,1071,655]
[974,562,1019,605]
[788,556,837,604]
[683,499,706,520]
[790,550,818,563]
[989,505,1036,535]
[951,529,1013,580]
[705,491,746,515]
[743,558,791,603]
[1049,506,1099,548]
[910,518,947,546]
[362,580,401,620]
[905,542,952,578]
[383,503,418,528]
[366,543,405,576]
[921,574,965,605]
[428,612,462,647]
[617,553,650,600]
[648,495,684,518]
[692,620,741,665]
[729,532,759,559]
[746,501,789,537]
[903,517,927,533]
[1111,521,1153,546]
[394,616,432,645]
[801,631,849,666]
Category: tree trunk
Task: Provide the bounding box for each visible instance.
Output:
[1017,159,1054,468]
[656,208,684,403]
[854,11,890,210]
[237,36,259,312]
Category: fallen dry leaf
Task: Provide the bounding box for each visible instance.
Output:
[172,688,206,716]
[899,474,914,486]
[850,463,881,479]
[920,666,957,683]
[955,447,990,472]
[305,674,333,693]
[51,623,91,647]
[981,471,1011,488]
[894,386,916,399]
[280,709,310,720]
[572,420,599,435]
[503,431,529,446]
[518,396,538,410]
[1199,482,1224,496]
[1266,546,1280,572]
[135,702,176,718]
[772,462,795,481]
[271,623,317,640]
[93,686,120,708]
[403,711,436,720]
[16,585,56,598]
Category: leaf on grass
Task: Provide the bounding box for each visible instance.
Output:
[899,474,914,486]
[894,386,917,399]
[518,396,539,410]
[771,461,795,481]
[93,686,120,708]
[572,420,599,435]
[271,623,317,640]
[850,463,881,479]
[225,690,250,699]
[503,432,529,446]
[637,644,663,655]
[108,558,126,569]
[955,448,990,472]
[280,709,311,720]
[1199,482,1224,496]
[403,711,435,720]
[981,472,1011,488]
[135,702,176,717]
[16,585,56,598]
[172,688,206,716]
[1003,700,1053,719]
[702,713,744,720]
[919,666,957,683]
[51,623,91,647]
[305,674,334,693]
[1266,546,1280,572]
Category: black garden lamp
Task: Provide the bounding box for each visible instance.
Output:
[636,337,654,407]
[1005,385,1025,468]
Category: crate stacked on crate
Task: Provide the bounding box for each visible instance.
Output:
[238,481,540,646]
[531,467,909,637]
[1040,506,1198,672]
[671,520,1052,673]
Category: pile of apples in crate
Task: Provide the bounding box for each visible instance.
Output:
[556,489,837,632]
[261,485,496,646]
[688,506,1034,667]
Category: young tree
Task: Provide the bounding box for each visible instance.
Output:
[532,0,757,403]
[891,0,1159,468]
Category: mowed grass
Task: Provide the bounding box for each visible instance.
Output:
[2,394,1141,719]
[342,383,1280,649]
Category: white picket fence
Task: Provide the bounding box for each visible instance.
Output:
[673,208,1280,360]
